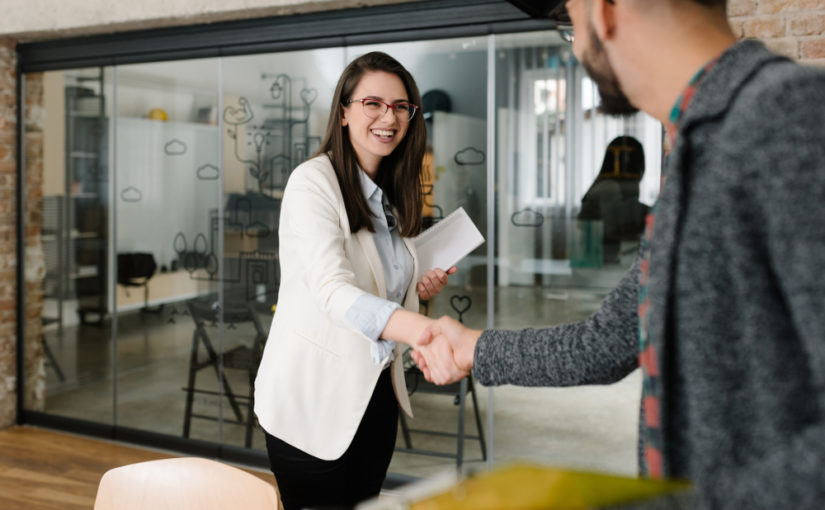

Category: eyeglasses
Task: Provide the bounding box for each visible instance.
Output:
[347,98,418,122]
[558,24,574,44]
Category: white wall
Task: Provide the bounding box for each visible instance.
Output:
[1,0,422,40]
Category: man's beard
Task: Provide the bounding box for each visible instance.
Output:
[581,22,639,116]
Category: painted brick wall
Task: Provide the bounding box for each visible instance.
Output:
[23,72,46,414]
[729,0,825,66]
[0,38,17,428]
[0,39,46,429]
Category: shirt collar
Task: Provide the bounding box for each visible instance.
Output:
[664,56,721,148]
[358,167,382,203]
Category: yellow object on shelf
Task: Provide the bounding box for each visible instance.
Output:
[409,463,690,510]
[148,108,168,121]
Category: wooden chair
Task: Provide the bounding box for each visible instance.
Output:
[93,457,281,510]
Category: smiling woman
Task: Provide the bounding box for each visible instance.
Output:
[253,51,454,510]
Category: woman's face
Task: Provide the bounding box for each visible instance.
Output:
[342,70,410,177]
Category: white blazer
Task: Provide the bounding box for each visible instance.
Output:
[254,155,416,461]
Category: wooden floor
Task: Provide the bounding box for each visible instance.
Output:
[0,426,279,510]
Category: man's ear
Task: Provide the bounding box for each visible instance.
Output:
[590,0,618,41]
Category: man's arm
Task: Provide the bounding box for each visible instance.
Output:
[417,257,642,387]
[473,257,641,387]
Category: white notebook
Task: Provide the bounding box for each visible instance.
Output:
[414,207,485,276]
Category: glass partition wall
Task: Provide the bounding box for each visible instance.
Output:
[36,67,114,426]
[112,58,223,442]
[490,32,661,476]
[24,30,661,480]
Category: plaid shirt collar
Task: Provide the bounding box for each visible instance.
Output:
[664,57,721,149]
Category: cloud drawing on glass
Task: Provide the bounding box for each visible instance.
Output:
[197,164,219,180]
[120,186,143,202]
[164,139,187,156]
[511,208,544,227]
[454,147,486,166]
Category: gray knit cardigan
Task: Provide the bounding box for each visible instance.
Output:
[474,40,825,509]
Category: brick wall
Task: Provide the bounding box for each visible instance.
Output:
[23,72,46,413]
[0,37,17,428]
[0,39,46,430]
[729,0,825,66]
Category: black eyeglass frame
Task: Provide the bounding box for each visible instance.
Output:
[557,22,574,44]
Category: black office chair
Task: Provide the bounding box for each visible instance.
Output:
[396,348,487,469]
[182,297,268,448]
[117,252,161,313]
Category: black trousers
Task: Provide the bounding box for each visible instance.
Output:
[265,368,398,510]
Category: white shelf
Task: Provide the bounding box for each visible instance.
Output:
[70,151,98,159]
[117,116,219,131]
[69,110,103,118]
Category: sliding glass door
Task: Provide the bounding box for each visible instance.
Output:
[22,27,663,480]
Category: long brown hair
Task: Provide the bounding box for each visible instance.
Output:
[313,51,425,237]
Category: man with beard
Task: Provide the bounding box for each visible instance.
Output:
[412,0,825,508]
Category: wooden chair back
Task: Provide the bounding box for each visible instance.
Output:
[93,457,281,510]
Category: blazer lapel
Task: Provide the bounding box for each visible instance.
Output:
[402,235,420,304]
[391,235,418,418]
[391,343,414,418]
[355,229,387,299]
[356,227,418,418]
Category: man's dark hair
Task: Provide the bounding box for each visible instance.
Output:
[690,0,727,8]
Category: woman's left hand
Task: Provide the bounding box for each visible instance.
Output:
[416,266,457,301]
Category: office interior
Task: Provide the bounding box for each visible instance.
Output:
[15,0,666,488]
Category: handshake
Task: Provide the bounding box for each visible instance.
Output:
[409,316,484,385]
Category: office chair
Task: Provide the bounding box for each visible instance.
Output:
[182,297,268,448]
[93,457,281,510]
[117,252,162,313]
[397,349,487,470]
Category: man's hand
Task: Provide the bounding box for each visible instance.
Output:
[411,315,482,385]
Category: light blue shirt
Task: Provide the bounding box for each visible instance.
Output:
[345,170,414,365]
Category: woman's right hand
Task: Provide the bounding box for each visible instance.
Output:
[416,266,457,301]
